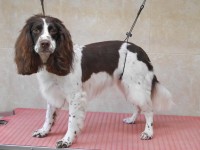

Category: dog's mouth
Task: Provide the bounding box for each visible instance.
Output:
[39,50,52,54]
[38,51,51,64]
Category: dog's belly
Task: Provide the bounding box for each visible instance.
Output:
[82,72,114,99]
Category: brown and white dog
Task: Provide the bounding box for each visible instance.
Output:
[15,15,172,148]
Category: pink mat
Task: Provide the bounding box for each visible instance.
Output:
[0,108,200,150]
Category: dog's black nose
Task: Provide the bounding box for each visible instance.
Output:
[40,41,50,49]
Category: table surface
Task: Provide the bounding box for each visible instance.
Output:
[0,108,200,150]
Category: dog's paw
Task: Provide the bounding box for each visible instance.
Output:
[32,129,48,138]
[123,117,136,124]
[140,132,153,140]
[56,139,72,148]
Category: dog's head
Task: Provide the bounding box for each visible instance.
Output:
[15,14,74,76]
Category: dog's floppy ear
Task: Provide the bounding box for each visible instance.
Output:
[46,19,74,76]
[15,17,42,75]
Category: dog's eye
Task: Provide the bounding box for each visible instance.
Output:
[32,28,40,34]
[49,28,57,35]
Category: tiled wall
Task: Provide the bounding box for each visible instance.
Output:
[0,0,199,116]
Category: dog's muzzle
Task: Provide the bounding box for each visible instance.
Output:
[39,40,52,53]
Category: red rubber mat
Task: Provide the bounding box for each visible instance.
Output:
[0,108,200,150]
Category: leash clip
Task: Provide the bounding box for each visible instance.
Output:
[126,32,132,38]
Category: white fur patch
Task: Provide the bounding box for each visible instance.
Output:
[34,19,56,53]
[83,72,113,99]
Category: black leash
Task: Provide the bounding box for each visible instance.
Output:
[120,0,147,80]
[40,0,45,16]
[124,0,146,43]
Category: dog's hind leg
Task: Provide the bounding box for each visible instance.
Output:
[116,82,139,124]
[123,105,139,124]
[33,104,57,138]
[115,82,137,124]
[124,88,154,140]
[56,92,87,148]
[118,68,154,140]
[126,87,154,140]
[140,107,153,140]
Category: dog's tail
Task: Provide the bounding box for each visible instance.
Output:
[152,82,174,113]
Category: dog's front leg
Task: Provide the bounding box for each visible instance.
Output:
[56,92,87,148]
[33,104,57,138]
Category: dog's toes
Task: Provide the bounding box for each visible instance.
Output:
[56,140,72,148]
[140,132,152,140]
[32,130,47,138]
[123,118,135,124]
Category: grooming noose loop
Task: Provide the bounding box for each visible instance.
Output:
[120,0,147,80]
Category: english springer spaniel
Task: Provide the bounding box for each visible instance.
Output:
[15,15,172,148]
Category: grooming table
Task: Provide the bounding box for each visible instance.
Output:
[0,108,199,150]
